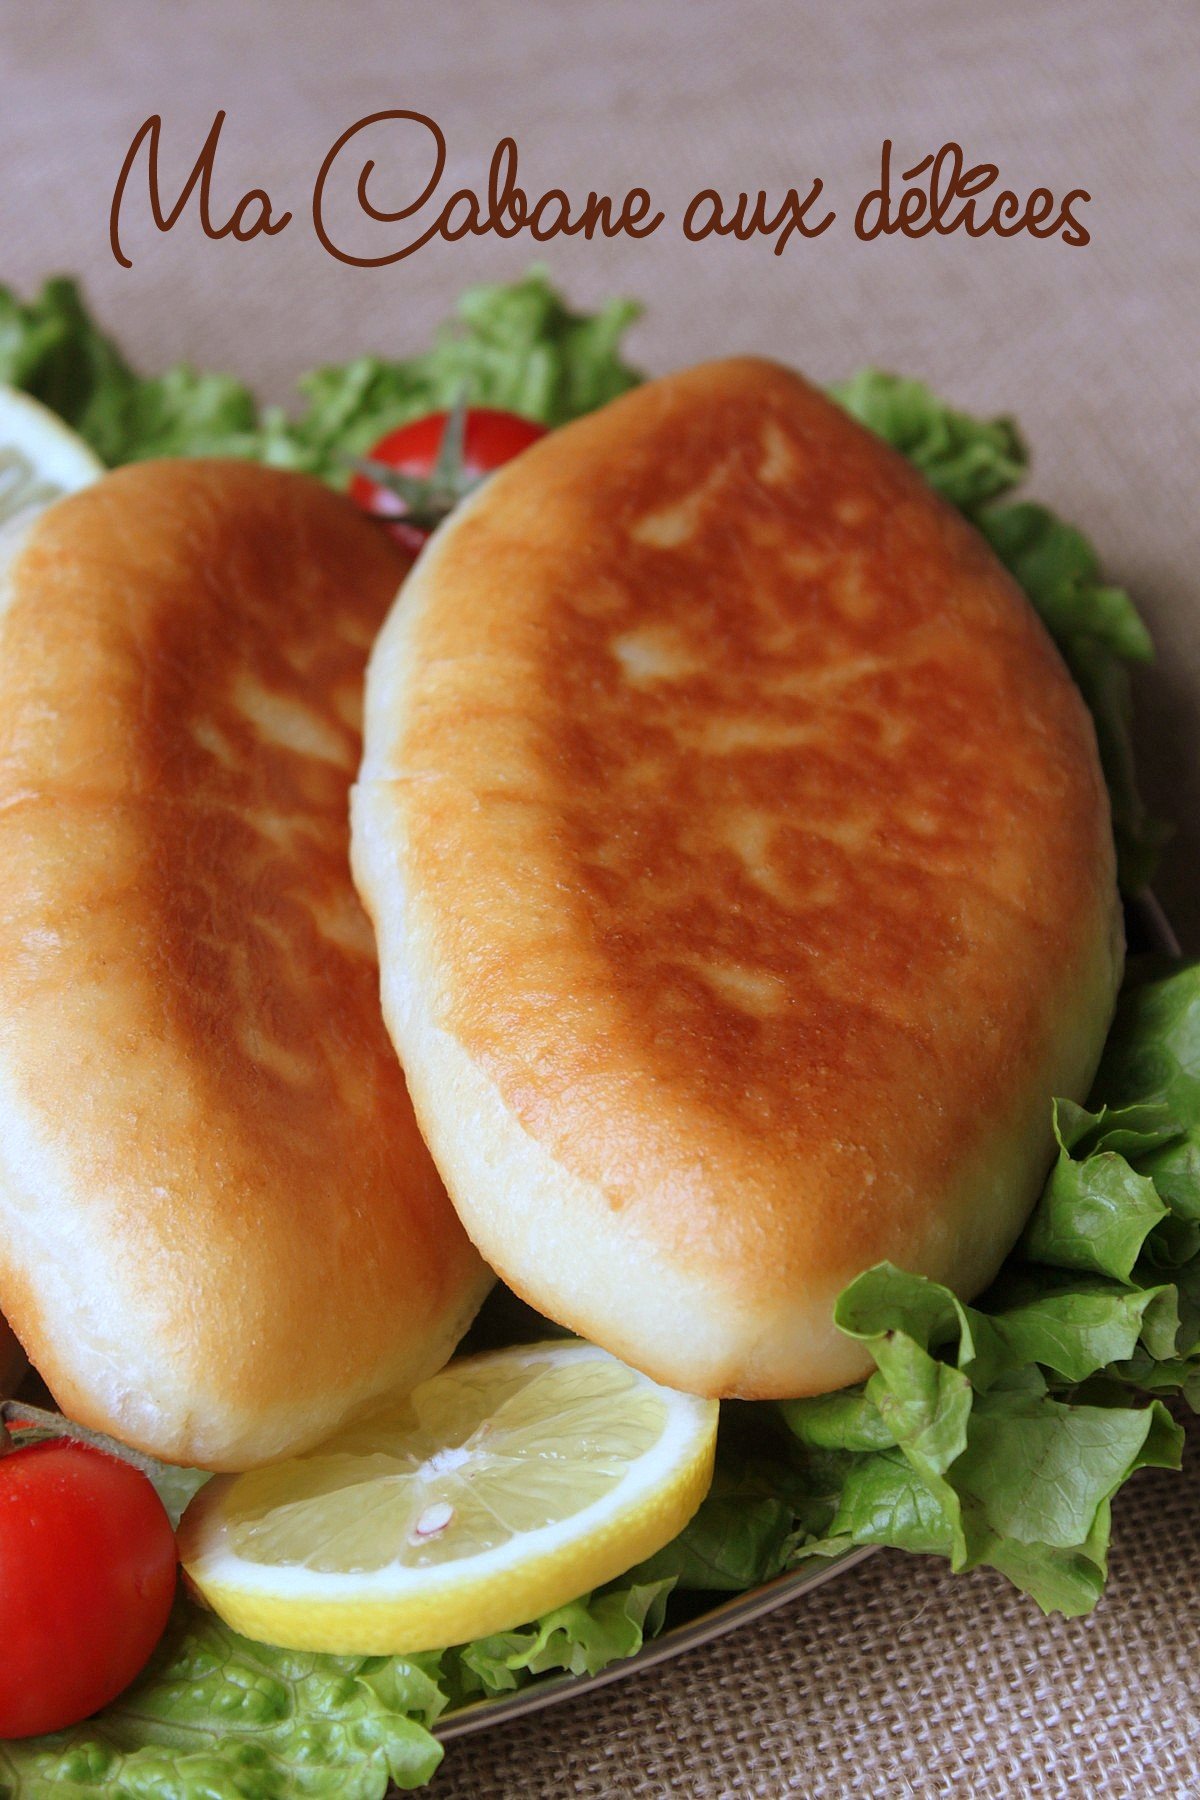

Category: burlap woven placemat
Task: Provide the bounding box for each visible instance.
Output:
[434,1415,1200,1797]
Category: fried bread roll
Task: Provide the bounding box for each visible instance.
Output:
[0,463,490,1467]
[353,360,1122,1399]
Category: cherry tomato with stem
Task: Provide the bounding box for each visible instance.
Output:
[0,1424,178,1739]
[349,403,548,552]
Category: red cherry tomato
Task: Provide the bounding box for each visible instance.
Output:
[0,1437,177,1739]
[349,408,547,551]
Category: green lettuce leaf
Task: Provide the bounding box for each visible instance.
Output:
[831,370,1026,512]
[808,1447,959,1561]
[0,1606,447,1798]
[0,270,641,479]
[975,503,1153,662]
[786,960,1200,1614]
[441,1579,672,1707]
[976,505,1166,891]
[832,371,1164,892]
[273,270,642,479]
[0,1579,684,1795]
[984,1272,1180,1378]
[626,1404,836,1593]
[792,1263,1183,1615]
[777,1386,895,1454]
[1093,959,1200,1219]
[0,277,264,466]
[1023,1134,1169,1281]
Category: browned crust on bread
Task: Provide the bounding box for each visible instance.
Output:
[0,462,490,1466]
[354,359,1122,1398]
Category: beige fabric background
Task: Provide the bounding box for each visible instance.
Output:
[1,2,1197,1793]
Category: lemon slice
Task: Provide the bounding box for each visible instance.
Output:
[178,1340,719,1654]
[0,386,103,533]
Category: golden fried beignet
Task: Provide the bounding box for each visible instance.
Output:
[0,463,490,1466]
[353,360,1121,1399]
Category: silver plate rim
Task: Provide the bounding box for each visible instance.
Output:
[435,1544,875,1741]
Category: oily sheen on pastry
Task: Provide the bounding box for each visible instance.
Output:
[0,462,491,1467]
[352,360,1123,1399]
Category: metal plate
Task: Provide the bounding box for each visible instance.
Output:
[435,890,1180,1741]
[437,1546,876,1741]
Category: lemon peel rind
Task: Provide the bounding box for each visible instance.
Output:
[0,385,104,493]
